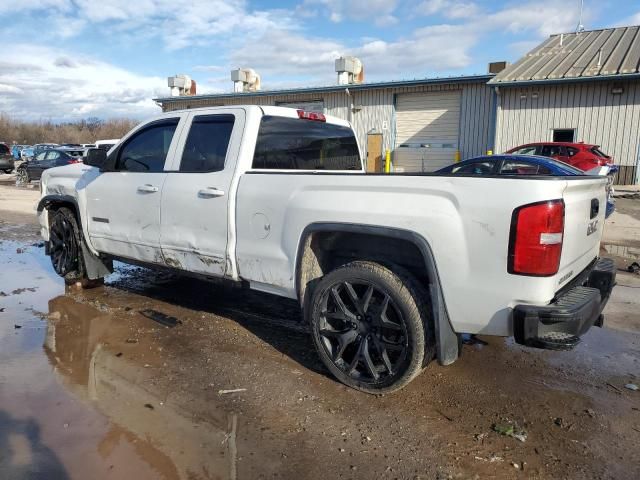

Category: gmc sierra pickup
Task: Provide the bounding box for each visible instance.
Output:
[37,106,616,393]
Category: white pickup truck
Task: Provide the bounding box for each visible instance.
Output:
[37,106,616,393]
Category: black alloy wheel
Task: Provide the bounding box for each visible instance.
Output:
[16,168,29,185]
[49,210,80,278]
[309,261,431,393]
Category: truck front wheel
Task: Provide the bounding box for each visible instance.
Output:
[49,207,99,287]
[308,261,433,393]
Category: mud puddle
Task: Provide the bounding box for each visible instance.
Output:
[1,238,640,479]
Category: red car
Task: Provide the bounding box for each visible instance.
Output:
[506,142,613,172]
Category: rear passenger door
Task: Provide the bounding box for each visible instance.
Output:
[160,108,245,276]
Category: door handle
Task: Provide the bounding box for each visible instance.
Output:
[137,184,159,193]
[198,187,225,198]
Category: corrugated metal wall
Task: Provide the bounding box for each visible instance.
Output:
[495,80,640,184]
[161,80,495,163]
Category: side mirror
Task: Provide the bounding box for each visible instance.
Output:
[84,148,107,168]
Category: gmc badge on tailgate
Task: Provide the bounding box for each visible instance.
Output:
[587,219,599,236]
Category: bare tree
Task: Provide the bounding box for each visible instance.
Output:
[0,114,138,145]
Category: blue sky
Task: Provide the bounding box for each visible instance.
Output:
[0,0,638,121]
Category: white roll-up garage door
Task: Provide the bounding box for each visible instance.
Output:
[394,91,460,172]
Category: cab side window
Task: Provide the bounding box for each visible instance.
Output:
[180,114,235,172]
[116,119,179,172]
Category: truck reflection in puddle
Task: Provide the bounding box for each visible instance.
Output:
[44,295,236,480]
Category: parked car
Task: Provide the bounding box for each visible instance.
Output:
[20,146,34,161]
[506,142,613,172]
[37,106,615,393]
[17,148,83,184]
[95,139,119,151]
[436,155,616,217]
[0,143,15,173]
[32,143,59,157]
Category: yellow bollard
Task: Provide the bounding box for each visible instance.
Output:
[384,149,391,173]
[454,150,461,163]
[486,149,493,155]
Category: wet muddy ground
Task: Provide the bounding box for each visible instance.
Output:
[1,191,639,479]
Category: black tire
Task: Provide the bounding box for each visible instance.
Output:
[49,207,99,287]
[3,169,12,174]
[308,260,434,394]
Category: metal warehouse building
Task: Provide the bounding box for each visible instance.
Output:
[157,75,496,173]
[491,26,640,185]
[156,25,640,184]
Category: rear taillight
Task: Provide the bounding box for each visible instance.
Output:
[297,109,326,122]
[67,159,80,164]
[508,200,564,276]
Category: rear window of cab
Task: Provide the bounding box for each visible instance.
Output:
[252,116,361,170]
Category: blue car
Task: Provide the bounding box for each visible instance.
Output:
[436,155,615,217]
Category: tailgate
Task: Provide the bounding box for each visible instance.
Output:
[557,178,607,287]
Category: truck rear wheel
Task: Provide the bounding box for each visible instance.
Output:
[308,261,433,393]
[49,207,100,287]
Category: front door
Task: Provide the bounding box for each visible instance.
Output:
[28,151,48,179]
[85,117,184,264]
[160,109,245,277]
[366,133,383,172]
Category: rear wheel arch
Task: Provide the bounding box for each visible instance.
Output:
[295,223,460,366]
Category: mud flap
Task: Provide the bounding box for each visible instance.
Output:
[429,283,460,365]
[81,241,113,279]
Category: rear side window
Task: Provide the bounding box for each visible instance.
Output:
[512,146,537,155]
[540,145,564,157]
[451,161,496,175]
[252,116,361,170]
[117,119,178,172]
[591,147,609,158]
[0,144,9,154]
[180,114,234,172]
[500,160,551,175]
[566,147,579,157]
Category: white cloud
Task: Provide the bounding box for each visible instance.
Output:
[230,30,344,82]
[485,2,583,37]
[229,23,476,85]
[0,44,165,120]
[300,0,399,26]
[0,0,71,15]
[0,0,295,50]
[613,11,640,27]
[416,0,480,19]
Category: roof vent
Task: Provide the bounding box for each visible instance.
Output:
[168,75,196,96]
[231,68,261,93]
[335,56,364,85]
[488,61,509,74]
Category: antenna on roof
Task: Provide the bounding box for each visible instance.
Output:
[576,0,585,32]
